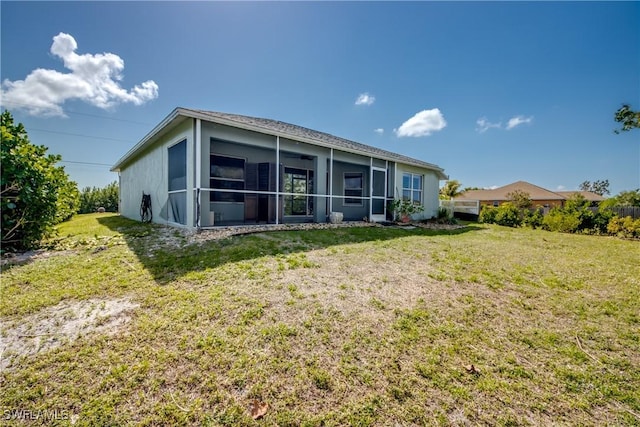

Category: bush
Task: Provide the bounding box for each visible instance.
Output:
[78,181,119,214]
[494,202,522,227]
[543,209,581,233]
[479,203,522,227]
[607,216,640,238]
[479,205,497,224]
[1,111,79,251]
[592,209,615,235]
[523,209,544,229]
[541,194,602,234]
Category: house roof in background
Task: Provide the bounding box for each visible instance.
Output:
[112,107,448,179]
[459,181,565,201]
[555,191,606,202]
[456,181,605,203]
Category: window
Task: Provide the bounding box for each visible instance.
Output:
[168,140,187,224]
[344,172,364,205]
[210,155,245,203]
[493,201,500,207]
[283,167,314,216]
[402,173,422,205]
[168,140,187,192]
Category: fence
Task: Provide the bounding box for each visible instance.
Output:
[440,200,480,220]
[589,206,640,219]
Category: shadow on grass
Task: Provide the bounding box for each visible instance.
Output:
[97,215,483,285]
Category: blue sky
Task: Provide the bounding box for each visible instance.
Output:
[1,1,638,195]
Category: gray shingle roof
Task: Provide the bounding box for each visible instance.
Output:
[112,107,447,179]
[184,108,446,174]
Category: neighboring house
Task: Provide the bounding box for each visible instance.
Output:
[555,191,606,206]
[455,181,605,209]
[111,107,448,227]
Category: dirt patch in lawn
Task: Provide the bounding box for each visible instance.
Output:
[0,249,77,268]
[0,297,139,371]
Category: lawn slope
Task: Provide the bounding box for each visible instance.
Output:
[1,213,638,425]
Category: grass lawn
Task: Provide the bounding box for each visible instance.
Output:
[1,213,639,425]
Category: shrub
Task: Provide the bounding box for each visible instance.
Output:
[78,181,119,214]
[390,199,424,221]
[1,111,79,251]
[592,209,615,234]
[541,194,600,234]
[523,209,544,229]
[494,202,522,227]
[543,209,581,233]
[479,203,522,227]
[607,216,640,238]
[479,205,497,224]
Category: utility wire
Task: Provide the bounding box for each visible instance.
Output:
[27,127,136,143]
[1,100,153,126]
[60,160,113,167]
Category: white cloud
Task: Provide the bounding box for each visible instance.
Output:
[1,33,158,117]
[506,115,533,130]
[395,108,447,138]
[373,128,384,134]
[355,92,375,106]
[475,117,502,133]
[487,185,499,190]
[556,185,566,190]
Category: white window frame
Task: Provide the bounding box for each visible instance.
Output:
[402,172,423,205]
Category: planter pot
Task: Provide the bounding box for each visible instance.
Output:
[329,212,344,224]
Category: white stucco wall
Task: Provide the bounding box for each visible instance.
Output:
[394,164,442,219]
[119,120,193,225]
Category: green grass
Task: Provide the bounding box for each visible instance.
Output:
[1,213,639,425]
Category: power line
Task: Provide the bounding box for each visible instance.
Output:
[27,127,136,143]
[1,100,153,126]
[60,160,113,167]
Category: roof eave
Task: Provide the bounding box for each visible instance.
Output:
[111,107,185,171]
[112,107,447,177]
[182,109,448,175]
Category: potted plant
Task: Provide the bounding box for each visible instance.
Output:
[390,198,424,223]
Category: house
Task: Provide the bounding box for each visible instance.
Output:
[555,191,606,206]
[455,181,605,209]
[111,107,448,228]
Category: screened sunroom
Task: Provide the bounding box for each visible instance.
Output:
[112,108,447,228]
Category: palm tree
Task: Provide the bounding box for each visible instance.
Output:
[440,180,463,200]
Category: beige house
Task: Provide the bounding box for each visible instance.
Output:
[455,181,605,209]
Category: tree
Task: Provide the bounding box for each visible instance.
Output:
[78,181,119,214]
[439,180,462,200]
[614,104,640,133]
[579,179,610,196]
[506,190,533,210]
[600,189,640,209]
[1,110,79,251]
[615,189,640,207]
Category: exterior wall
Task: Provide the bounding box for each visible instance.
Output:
[394,164,441,219]
[121,118,443,227]
[119,120,193,226]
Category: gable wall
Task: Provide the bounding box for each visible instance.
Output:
[119,120,193,225]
